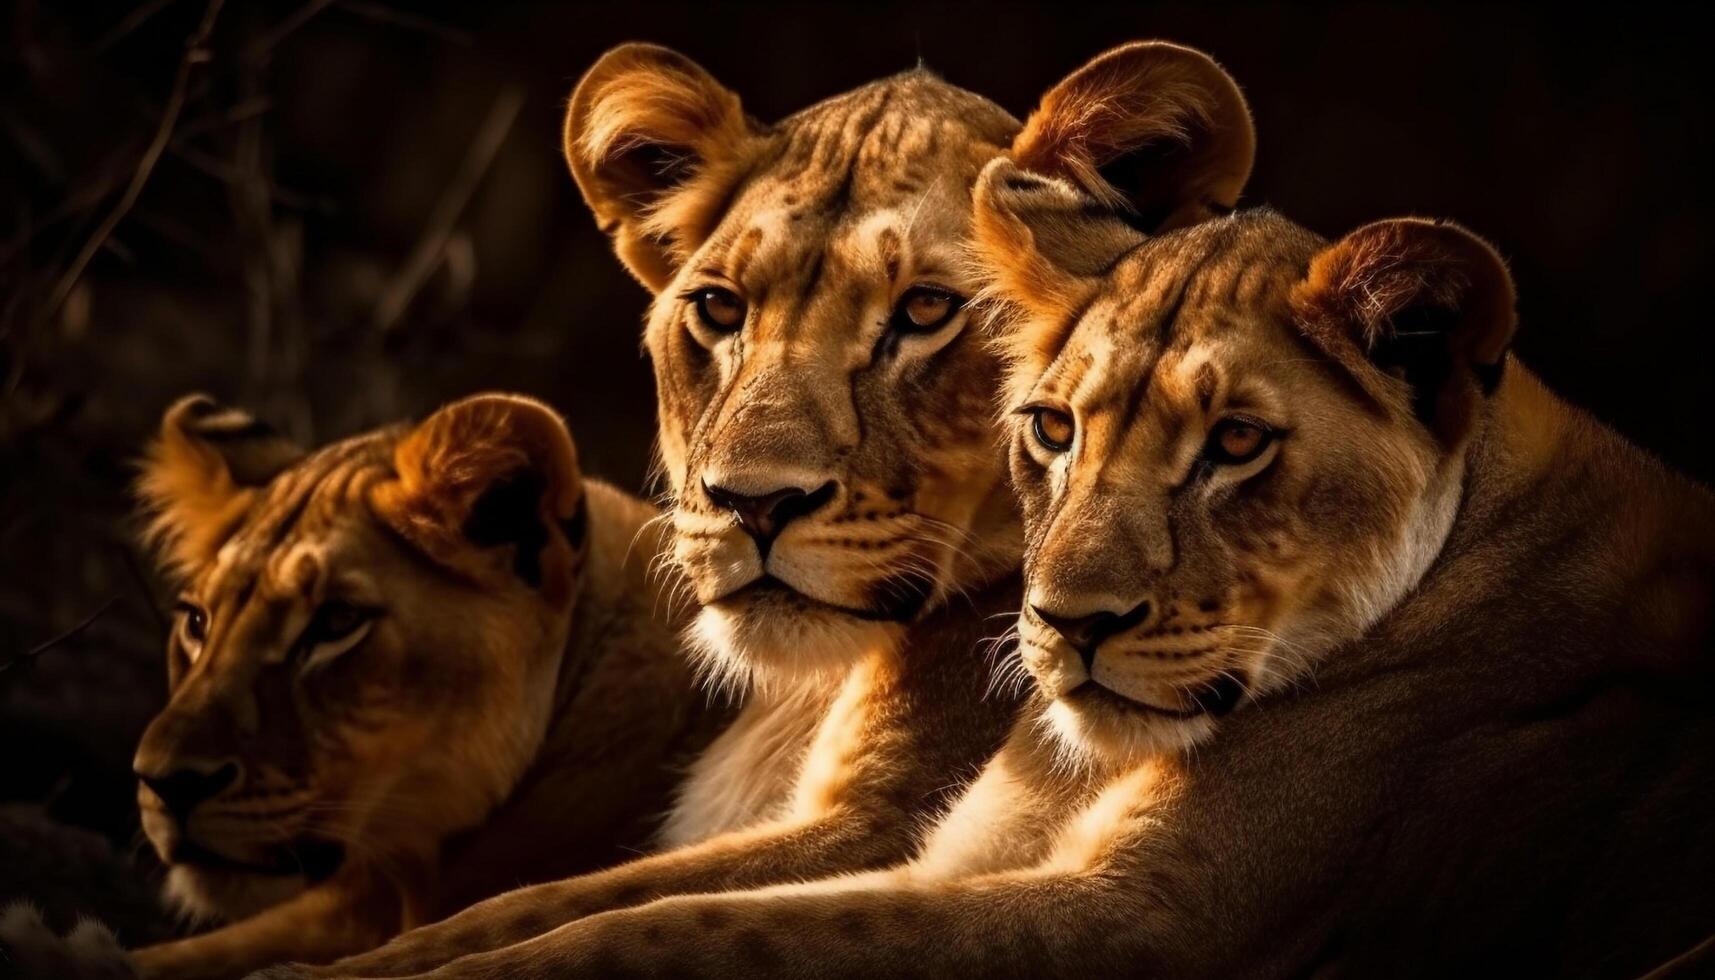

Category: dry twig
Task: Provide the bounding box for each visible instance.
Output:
[92,0,182,54]
[244,0,339,62]
[340,1,473,45]
[372,85,524,337]
[30,0,226,339]
[0,596,119,677]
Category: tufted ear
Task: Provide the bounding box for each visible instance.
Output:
[564,43,764,292]
[972,158,1147,327]
[372,394,586,604]
[1014,40,1254,234]
[137,395,306,576]
[1292,218,1517,446]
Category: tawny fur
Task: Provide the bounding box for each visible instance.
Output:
[121,395,723,980]
[270,173,1715,980]
[1012,40,1254,230]
[321,192,1715,980]
[286,40,1259,980]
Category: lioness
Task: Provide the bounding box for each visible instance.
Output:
[330,163,1715,978]
[289,39,1257,979]
[101,393,720,979]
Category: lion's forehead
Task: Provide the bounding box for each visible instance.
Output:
[691,76,1015,315]
[719,139,993,258]
[768,70,1017,199]
[712,193,966,283]
[196,438,394,619]
[1107,217,1308,335]
[1033,214,1324,410]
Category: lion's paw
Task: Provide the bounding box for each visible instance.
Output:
[0,902,137,980]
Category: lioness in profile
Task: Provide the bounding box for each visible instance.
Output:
[93,393,721,979]
[296,165,1715,977]
[285,39,1257,980]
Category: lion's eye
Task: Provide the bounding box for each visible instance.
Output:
[692,287,746,333]
[175,602,208,646]
[1030,408,1076,453]
[304,601,371,646]
[299,600,378,672]
[1204,419,1274,466]
[892,287,963,333]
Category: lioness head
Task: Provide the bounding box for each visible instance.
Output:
[974,163,1516,762]
[563,41,1252,690]
[133,393,585,919]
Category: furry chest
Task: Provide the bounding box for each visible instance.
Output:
[656,685,833,846]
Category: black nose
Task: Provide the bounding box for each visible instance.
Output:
[703,480,837,558]
[138,762,239,821]
[1033,600,1153,669]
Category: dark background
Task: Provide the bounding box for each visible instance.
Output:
[2,0,1711,937]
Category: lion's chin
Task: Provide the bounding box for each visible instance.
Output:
[144,825,346,924]
[162,863,309,924]
[688,586,906,697]
[1039,690,1219,771]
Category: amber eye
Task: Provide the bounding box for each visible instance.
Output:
[303,601,372,646]
[892,287,963,333]
[1205,418,1275,466]
[176,602,208,645]
[692,287,746,333]
[1030,408,1076,453]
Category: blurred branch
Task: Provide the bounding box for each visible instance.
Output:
[117,543,169,634]
[170,141,332,212]
[0,596,118,678]
[0,94,272,271]
[1,108,66,183]
[0,143,139,273]
[92,0,182,54]
[25,0,225,344]
[372,85,523,338]
[340,1,472,45]
[244,0,338,62]
[174,96,274,142]
[226,13,313,442]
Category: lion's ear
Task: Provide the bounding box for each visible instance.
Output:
[1293,218,1517,445]
[564,43,763,292]
[138,395,305,575]
[971,158,1145,326]
[1014,40,1254,233]
[374,394,585,603]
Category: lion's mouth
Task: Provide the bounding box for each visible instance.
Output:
[1065,674,1247,720]
[171,836,345,881]
[715,573,930,623]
